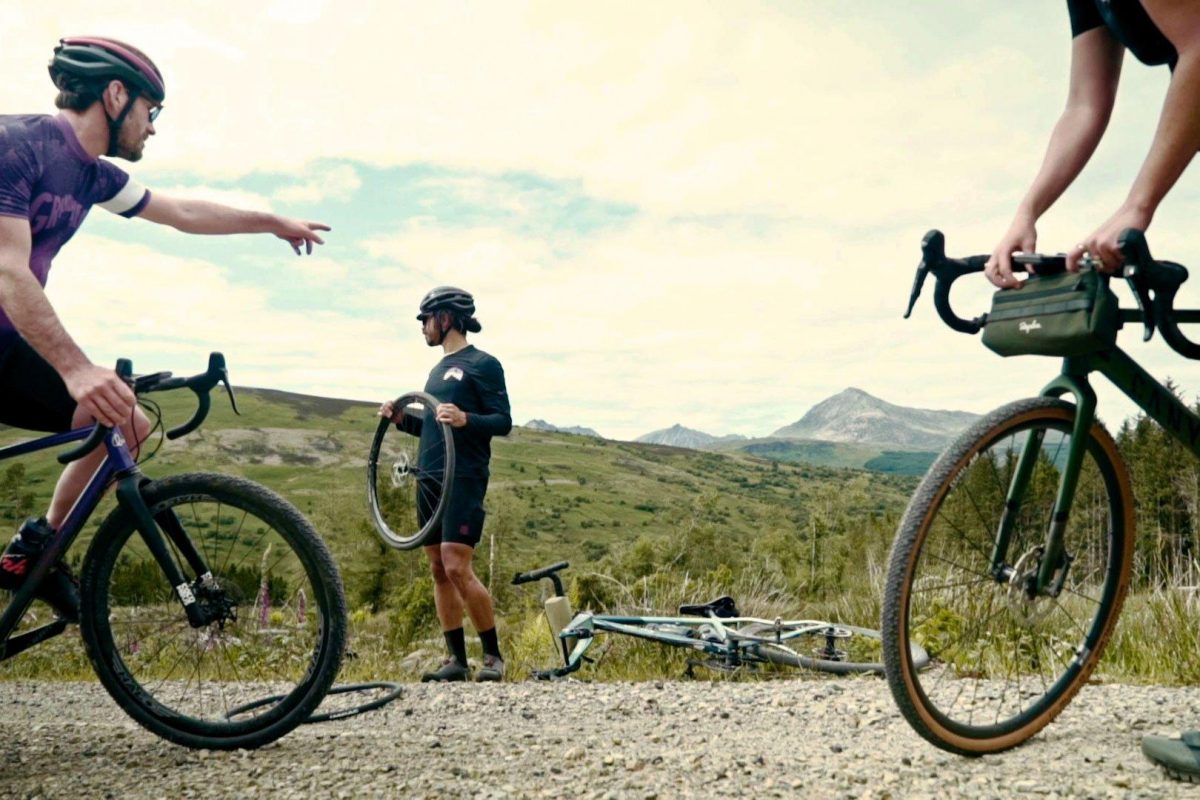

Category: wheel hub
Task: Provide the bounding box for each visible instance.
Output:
[1005,547,1055,624]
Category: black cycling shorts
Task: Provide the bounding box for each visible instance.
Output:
[0,337,76,432]
[418,476,489,548]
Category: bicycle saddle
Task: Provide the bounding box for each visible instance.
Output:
[679,596,740,619]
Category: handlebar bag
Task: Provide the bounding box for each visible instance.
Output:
[981,269,1118,357]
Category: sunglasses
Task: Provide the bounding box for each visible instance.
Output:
[148,104,163,123]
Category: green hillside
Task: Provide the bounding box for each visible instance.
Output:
[0,386,917,590]
[710,436,938,476]
[0,386,918,681]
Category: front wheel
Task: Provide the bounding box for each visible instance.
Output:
[79,473,347,750]
[881,397,1133,756]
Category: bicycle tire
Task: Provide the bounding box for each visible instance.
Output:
[224,681,403,724]
[881,397,1133,756]
[367,391,455,550]
[738,623,920,675]
[79,473,348,750]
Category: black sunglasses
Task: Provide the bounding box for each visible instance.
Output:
[148,104,163,123]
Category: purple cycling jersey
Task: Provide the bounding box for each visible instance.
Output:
[0,113,150,339]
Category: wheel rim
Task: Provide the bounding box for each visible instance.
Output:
[93,489,333,735]
[900,410,1128,743]
[366,391,454,550]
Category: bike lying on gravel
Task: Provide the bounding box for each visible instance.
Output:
[515,561,929,678]
[0,354,348,750]
[884,229,1200,755]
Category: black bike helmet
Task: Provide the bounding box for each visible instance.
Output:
[417,286,481,333]
[49,37,165,157]
[417,286,476,319]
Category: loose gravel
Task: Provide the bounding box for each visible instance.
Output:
[1,678,1197,799]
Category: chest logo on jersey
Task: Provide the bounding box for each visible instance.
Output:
[29,193,85,235]
[443,367,464,381]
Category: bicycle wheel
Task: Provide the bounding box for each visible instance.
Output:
[881,397,1133,756]
[738,622,910,675]
[78,473,348,750]
[366,391,455,550]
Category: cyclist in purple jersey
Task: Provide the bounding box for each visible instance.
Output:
[0,37,331,614]
[986,1,1200,286]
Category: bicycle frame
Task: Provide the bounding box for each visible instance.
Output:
[990,343,1200,595]
[548,610,838,677]
[0,424,215,661]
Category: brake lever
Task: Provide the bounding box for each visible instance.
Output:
[1118,229,1157,342]
[220,368,241,416]
[904,262,929,319]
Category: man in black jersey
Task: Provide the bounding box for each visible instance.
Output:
[378,286,512,682]
[986,1,1200,286]
[983,1,1200,780]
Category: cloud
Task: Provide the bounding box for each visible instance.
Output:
[272,164,362,205]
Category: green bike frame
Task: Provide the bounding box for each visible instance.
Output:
[994,344,1200,594]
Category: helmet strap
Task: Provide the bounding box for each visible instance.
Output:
[105,88,140,158]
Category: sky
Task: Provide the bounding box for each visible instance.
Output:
[4,1,1199,441]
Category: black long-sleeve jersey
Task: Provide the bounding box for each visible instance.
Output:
[400,345,512,478]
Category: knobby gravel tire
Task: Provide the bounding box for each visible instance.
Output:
[79,473,348,750]
[881,397,1133,756]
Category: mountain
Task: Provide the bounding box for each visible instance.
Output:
[636,424,746,450]
[771,387,979,450]
[523,419,602,438]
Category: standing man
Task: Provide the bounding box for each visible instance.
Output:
[981,2,1200,781]
[379,287,512,682]
[0,37,329,617]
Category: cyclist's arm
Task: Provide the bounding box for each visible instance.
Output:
[1017,29,1124,223]
[1122,0,1200,220]
[1067,1,1200,270]
[987,28,1123,286]
[136,194,330,255]
[0,216,133,425]
[465,360,512,436]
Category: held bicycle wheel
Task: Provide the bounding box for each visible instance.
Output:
[78,473,348,750]
[367,391,455,550]
[881,397,1133,756]
[738,622,913,675]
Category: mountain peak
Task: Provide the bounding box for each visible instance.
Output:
[771,389,979,449]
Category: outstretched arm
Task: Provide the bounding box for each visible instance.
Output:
[1069,0,1200,270]
[986,27,1124,287]
[0,216,134,425]
[137,194,330,255]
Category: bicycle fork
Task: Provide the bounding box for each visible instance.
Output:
[989,369,1097,600]
[115,472,225,629]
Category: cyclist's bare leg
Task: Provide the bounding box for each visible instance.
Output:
[425,543,465,630]
[46,405,152,529]
[440,543,496,632]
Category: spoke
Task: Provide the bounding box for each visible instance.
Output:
[930,507,997,568]
[911,575,993,595]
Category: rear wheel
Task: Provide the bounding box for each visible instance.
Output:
[881,398,1133,755]
[367,391,455,550]
[79,473,347,750]
[738,622,908,675]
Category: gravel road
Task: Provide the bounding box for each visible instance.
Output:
[1,678,1197,799]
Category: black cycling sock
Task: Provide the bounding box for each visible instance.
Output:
[444,627,468,667]
[479,627,502,659]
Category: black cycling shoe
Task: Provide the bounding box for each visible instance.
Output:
[421,659,469,682]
